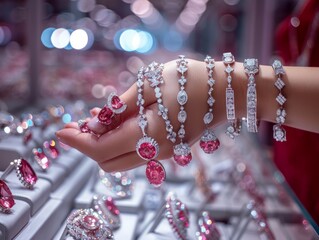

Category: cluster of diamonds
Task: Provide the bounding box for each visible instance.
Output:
[135,66,166,186]
[165,193,189,240]
[198,56,220,154]
[195,211,221,239]
[244,58,259,133]
[223,52,241,139]
[173,56,192,166]
[66,208,113,240]
[203,56,215,128]
[144,62,177,143]
[136,67,159,161]
[272,60,287,142]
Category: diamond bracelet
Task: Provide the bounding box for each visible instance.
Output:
[272,60,287,142]
[244,58,259,133]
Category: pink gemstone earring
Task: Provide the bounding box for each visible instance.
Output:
[0,180,15,213]
[135,67,166,187]
[173,55,192,166]
[199,56,220,154]
[0,158,38,189]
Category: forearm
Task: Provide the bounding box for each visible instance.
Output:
[162,59,319,142]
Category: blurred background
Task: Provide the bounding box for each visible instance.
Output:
[0,0,300,109]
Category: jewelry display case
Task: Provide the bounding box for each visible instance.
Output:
[1,0,319,239]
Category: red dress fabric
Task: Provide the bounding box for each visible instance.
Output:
[274,0,319,224]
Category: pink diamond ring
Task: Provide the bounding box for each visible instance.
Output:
[60,208,114,240]
[149,192,189,240]
[0,158,38,189]
[98,92,127,126]
[92,195,121,230]
[0,179,15,213]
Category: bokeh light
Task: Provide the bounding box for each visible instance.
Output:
[51,28,70,49]
[70,29,88,50]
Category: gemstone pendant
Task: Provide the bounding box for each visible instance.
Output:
[173,143,192,166]
[145,160,166,187]
[199,129,220,154]
[136,136,159,160]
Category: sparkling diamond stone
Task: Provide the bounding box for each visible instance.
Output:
[225,65,233,74]
[208,79,215,86]
[223,52,235,64]
[0,180,15,211]
[244,58,259,75]
[178,128,186,138]
[273,125,286,142]
[145,160,166,187]
[204,112,213,124]
[276,93,286,105]
[98,106,114,125]
[178,110,187,123]
[177,65,187,74]
[138,118,147,129]
[18,159,38,187]
[177,90,188,105]
[274,78,285,90]
[272,60,286,75]
[207,97,215,106]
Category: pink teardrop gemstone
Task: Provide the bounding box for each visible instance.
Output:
[82,215,100,230]
[0,180,15,211]
[138,142,156,160]
[200,139,220,154]
[173,153,192,166]
[20,159,38,186]
[111,95,124,109]
[104,196,120,216]
[98,106,114,125]
[146,160,166,186]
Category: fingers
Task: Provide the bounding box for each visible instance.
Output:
[90,107,101,117]
[98,151,145,172]
[86,76,158,136]
[56,104,174,170]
